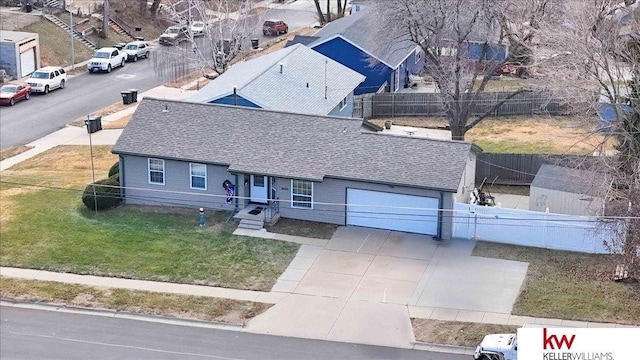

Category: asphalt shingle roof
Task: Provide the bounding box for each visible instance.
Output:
[112,98,473,192]
[531,164,607,196]
[310,7,416,68]
[187,44,365,116]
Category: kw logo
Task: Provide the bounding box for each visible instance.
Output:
[543,328,576,350]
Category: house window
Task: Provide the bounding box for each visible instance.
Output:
[415,48,422,64]
[148,158,165,185]
[190,163,207,190]
[339,96,347,110]
[291,179,313,209]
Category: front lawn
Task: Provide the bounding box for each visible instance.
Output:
[0,146,298,291]
[266,218,338,240]
[473,242,640,325]
[412,319,518,347]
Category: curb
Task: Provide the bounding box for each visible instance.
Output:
[412,341,476,355]
[0,299,246,330]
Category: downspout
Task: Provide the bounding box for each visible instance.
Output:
[437,192,443,240]
[233,86,237,106]
[119,155,126,200]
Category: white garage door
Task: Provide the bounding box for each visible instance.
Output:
[346,189,439,236]
[20,48,36,78]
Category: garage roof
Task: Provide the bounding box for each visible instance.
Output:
[112,98,475,192]
[0,30,37,43]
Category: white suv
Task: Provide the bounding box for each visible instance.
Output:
[88,47,127,73]
[27,66,67,94]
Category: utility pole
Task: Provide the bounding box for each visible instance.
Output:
[68,1,75,69]
[102,0,109,39]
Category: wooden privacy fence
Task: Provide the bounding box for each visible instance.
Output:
[365,91,570,118]
[475,153,596,185]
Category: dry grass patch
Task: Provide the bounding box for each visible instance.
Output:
[103,114,132,129]
[20,20,95,67]
[473,242,640,325]
[412,319,518,347]
[0,277,272,324]
[70,101,137,127]
[0,146,33,161]
[266,218,338,240]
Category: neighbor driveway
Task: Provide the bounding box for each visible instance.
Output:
[247,226,529,348]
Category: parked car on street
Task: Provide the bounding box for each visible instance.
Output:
[123,40,150,62]
[474,333,517,360]
[27,66,67,94]
[88,47,127,73]
[190,21,207,37]
[263,19,288,36]
[0,83,31,106]
[159,25,188,45]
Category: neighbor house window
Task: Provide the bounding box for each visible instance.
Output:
[339,96,347,110]
[415,48,422,64]
[190,163,207,190]
[148,158,165,185]
[291,179,313,209]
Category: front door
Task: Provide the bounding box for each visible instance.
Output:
[250,175,268,204]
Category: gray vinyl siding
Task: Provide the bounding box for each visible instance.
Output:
[328,91,355,117]
[455,151,477,203]
[276,177,455,240]
[120,155,238,210]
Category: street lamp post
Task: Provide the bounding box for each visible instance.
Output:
[68,1,75,69]
[84,116,97,214]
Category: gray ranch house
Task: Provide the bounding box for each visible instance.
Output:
[111,98,479,240]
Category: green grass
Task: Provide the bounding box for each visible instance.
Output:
[472,139,590,154]
[0,277,271,323]
[473,242,640,325]
[411,319,518,346]
[266,218,338,240]
[1,188,298,291]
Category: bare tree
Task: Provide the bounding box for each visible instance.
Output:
[153,0,260,80]
[150,0,161,18]
[101,0,109,39]
[367,0,564,140]
[540,0,639,277]
[314,0,326,25]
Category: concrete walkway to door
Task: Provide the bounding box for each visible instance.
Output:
[244,226,529,348]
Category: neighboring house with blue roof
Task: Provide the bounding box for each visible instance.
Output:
[289,7,424,95]
[187,43,365,117]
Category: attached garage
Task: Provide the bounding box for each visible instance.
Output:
[346,189,440,236]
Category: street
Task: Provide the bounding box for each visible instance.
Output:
[0,2,318,150]
[0,306,467,360]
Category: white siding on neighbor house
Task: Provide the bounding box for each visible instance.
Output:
[275,177,456,240]
[529,187,604,216]
[452,202,611,254]
[328,91,356,117]
[455,152,476,204]
[120,155,237,211]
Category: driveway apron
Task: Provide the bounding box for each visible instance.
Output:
[246,226,528,348]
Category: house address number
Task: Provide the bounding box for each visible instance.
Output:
[281,187,289,191]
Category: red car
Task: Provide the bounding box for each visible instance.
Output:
[0,83,31,106]
[263,19,288,36]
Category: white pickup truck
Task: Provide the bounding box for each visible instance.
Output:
[88,47,127,73]
[473,333,517,360]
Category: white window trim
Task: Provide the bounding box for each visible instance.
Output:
[189,163,207,190]
[339,96,348,110]
[290,179,313,209]
[148,158,165,185]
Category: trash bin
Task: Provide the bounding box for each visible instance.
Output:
[25,4,32,12]
[128,89,138,102]
[86,116,102,134]
[121,90,133,105]
[251,38,259,50]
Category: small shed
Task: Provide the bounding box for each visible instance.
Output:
[0,30,41,79]
[529,164,607,216]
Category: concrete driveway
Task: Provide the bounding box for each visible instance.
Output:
[247,226,528,348]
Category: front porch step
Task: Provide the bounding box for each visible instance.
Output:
[238,218,264,230]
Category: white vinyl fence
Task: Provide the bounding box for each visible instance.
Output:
[452,203,614,254]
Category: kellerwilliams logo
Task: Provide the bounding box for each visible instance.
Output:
[518,327,639,360]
